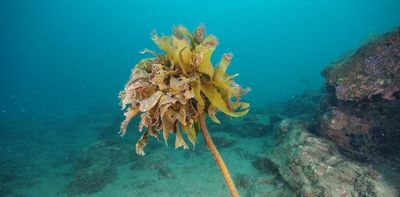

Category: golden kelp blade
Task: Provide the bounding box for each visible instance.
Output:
[209,113,221,124]
[232,102,250,110]
[195,35,217,77]
[191,79,205,113]
[200,82,249,117]
[152,34,172,55]
[178,47,192,74]
[213,53,233,82]
[175,128,189,150]
[208,105,221,124]
[173,25,192,40]
[171,37,191,66]
[182,124,197,147]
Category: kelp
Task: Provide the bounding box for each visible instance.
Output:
[119,25,250,155]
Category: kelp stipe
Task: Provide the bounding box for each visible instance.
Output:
[119,25,250,197]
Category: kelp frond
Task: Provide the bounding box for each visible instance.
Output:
[119,25,250,155]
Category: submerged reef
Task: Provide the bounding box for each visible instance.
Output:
[317,27,400,160]
[266,119,397,196]
[209,100,399,196]
[119,25,250,197]
[322,27,400,102]
[241,27,400,196]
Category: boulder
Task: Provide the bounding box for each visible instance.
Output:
[267,120,398,197]
[322,27,400,102]
[317,27,400,159]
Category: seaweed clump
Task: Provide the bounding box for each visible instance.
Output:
[119,25,250,196]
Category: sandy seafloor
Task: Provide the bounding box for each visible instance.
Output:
[2,92,400,197]
[0,103,287,197]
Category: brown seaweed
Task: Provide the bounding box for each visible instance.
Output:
[119,25,249,197]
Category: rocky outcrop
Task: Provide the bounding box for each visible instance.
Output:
[317,100,400,160]
[322,27,400,102]
[317,27,400,160]
[266,119,398,197]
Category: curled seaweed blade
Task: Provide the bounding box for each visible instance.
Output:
[175,127,189,150]
[214,53,233,82]
[152,33,172,55]
[200,82,249,117]
[208,105,221,124]
[139,91,163,112]
[136,131,149,156]
[120,107,140,136]
[209,113,221,124]
[193,24,205,44]
[170,37,191,65]
[182,124,197,148]
[195,35,217,77]
[192,79,205,113]
[178,46,192,73]
[232,102,250,110]
[173,25,192,41]
[161,106,177,145]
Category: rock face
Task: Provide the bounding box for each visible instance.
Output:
[322,28,400,102]
[267,119,398,197]
[317,27,400,160]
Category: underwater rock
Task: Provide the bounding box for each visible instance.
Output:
[266,120,398,197]
[322,27,400,102]
[318,27,400,160]
[317,103,400,159]
[278,119,290,133]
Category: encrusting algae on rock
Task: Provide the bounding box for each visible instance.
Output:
[119,25,250,197]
